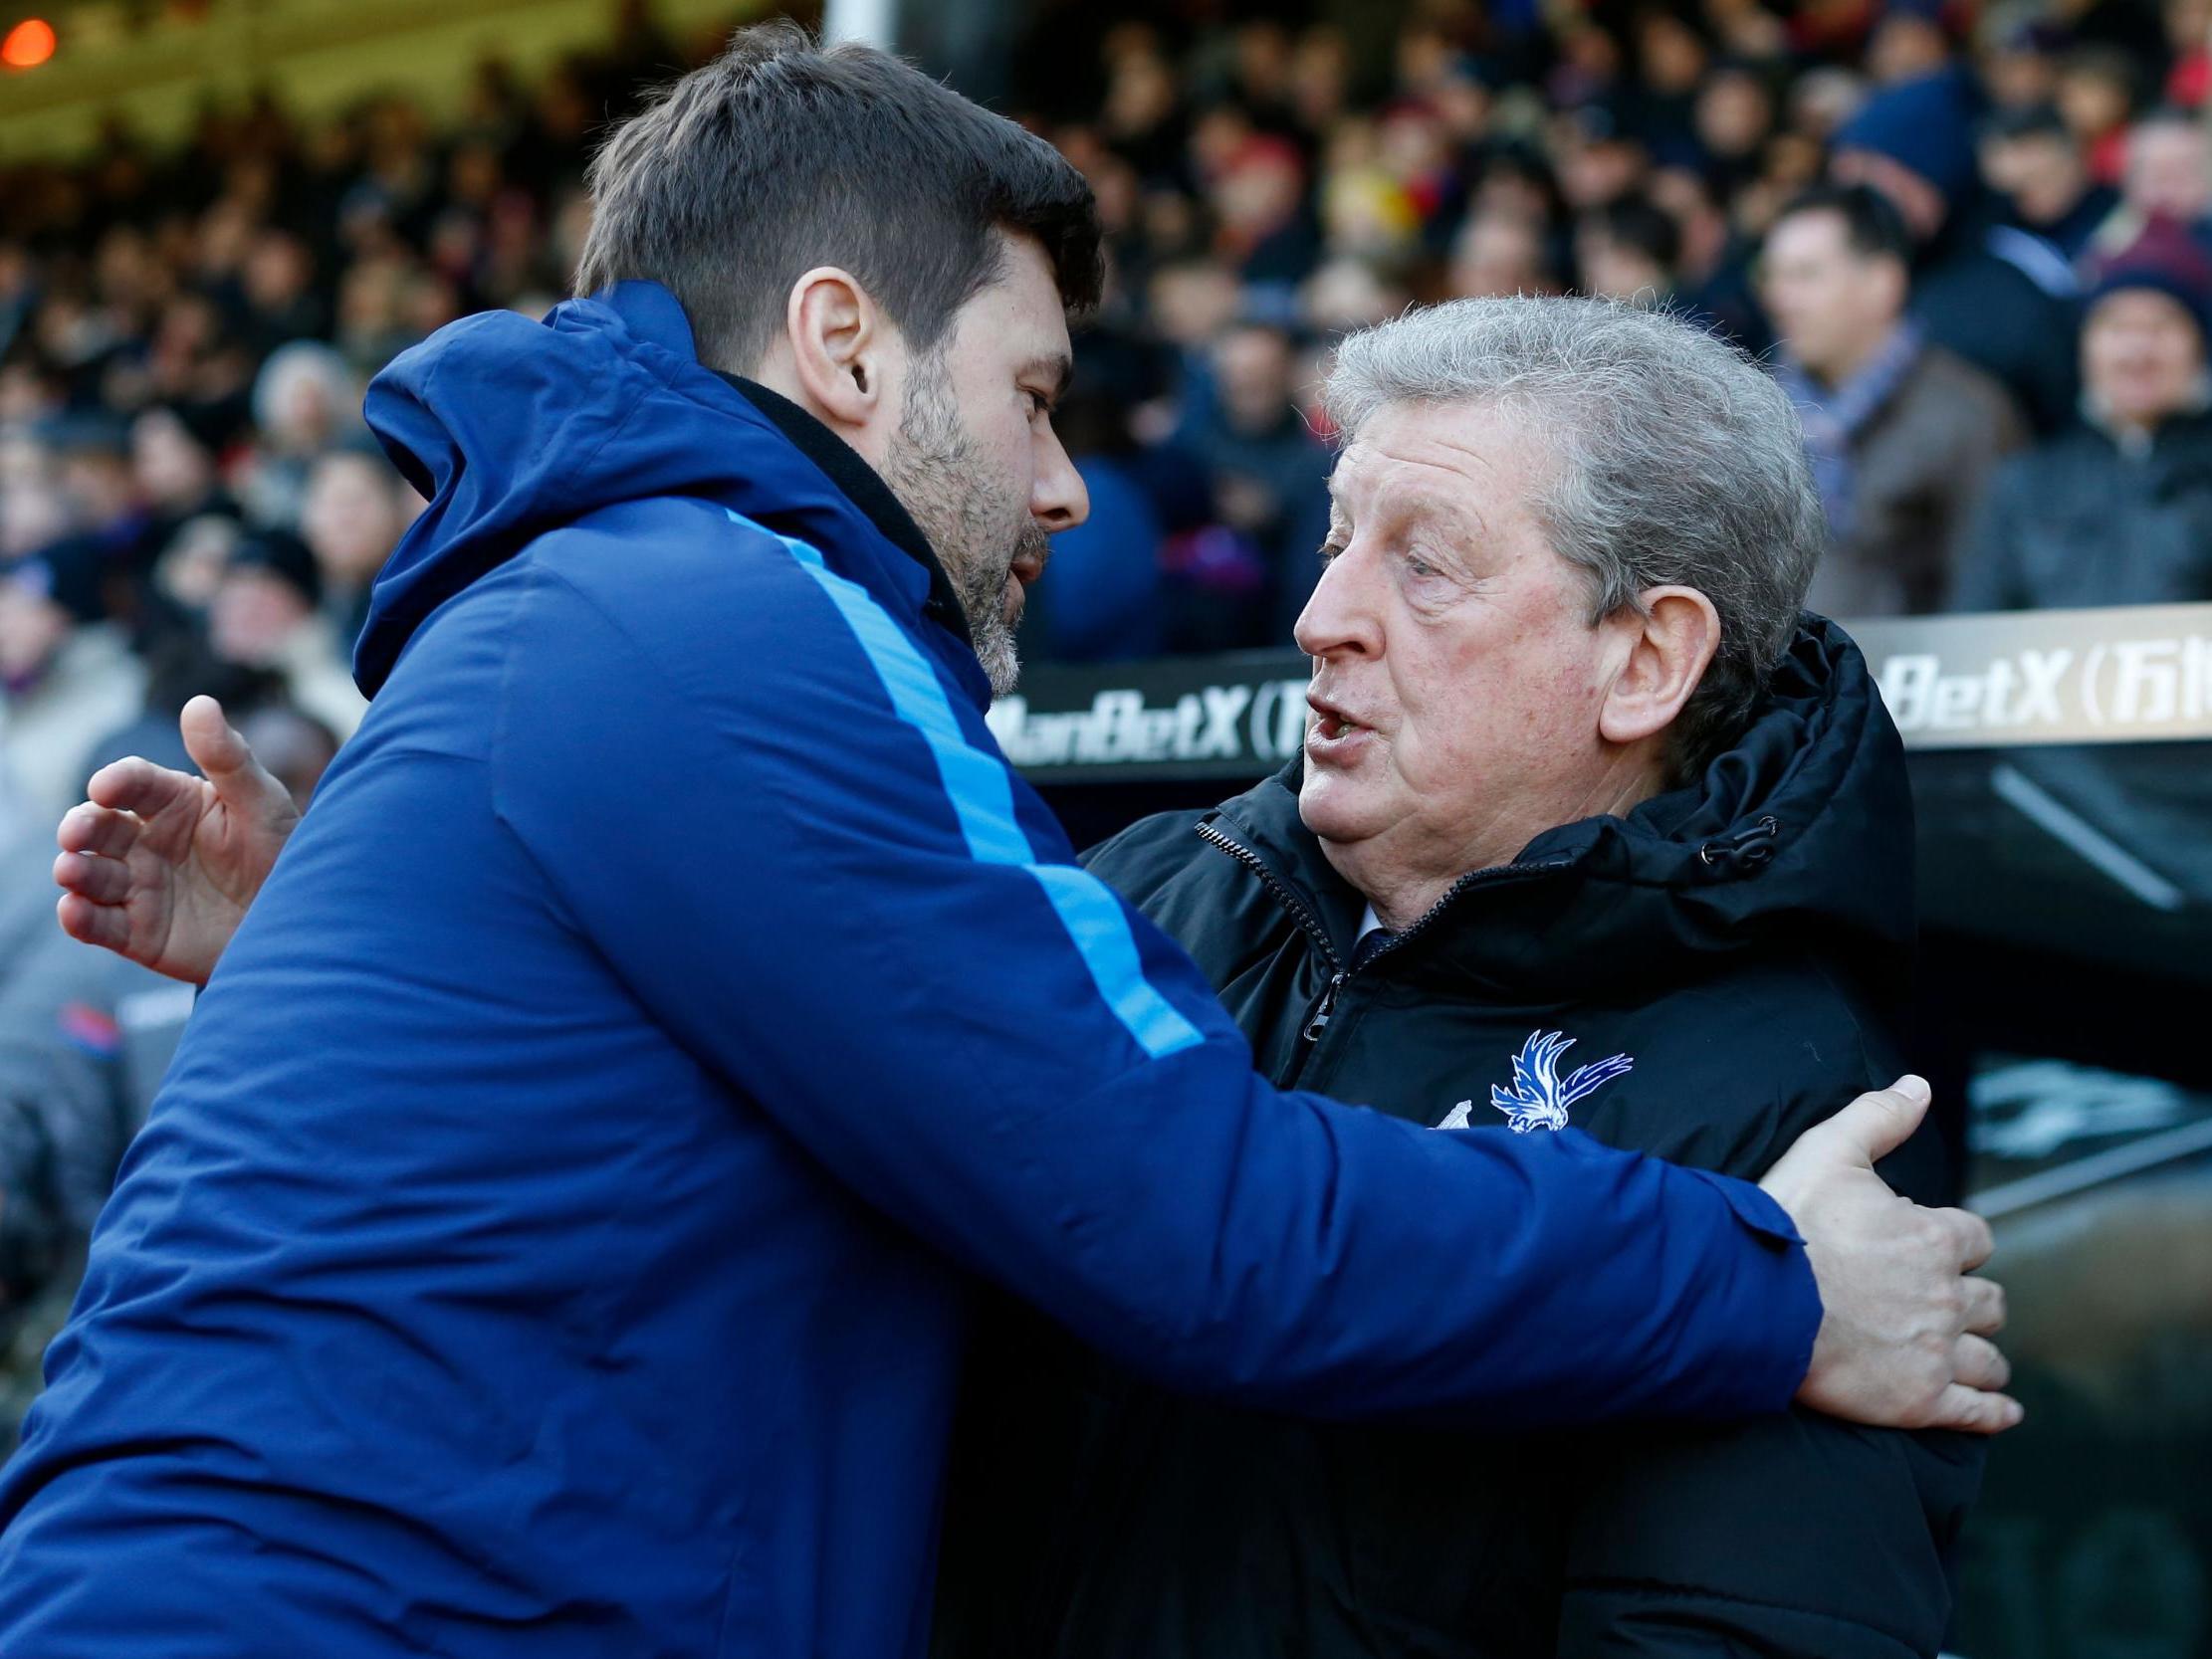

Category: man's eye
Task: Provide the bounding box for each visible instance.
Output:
[1023,390,1048,418]
[1317,542,1344,566]
[1405,553,1437,578]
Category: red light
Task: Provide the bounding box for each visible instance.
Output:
[2,19,56,69]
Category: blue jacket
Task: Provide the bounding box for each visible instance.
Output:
[0,282,1821,1659]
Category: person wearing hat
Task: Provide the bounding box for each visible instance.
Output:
[206,528,366,741]
[0,538,145,845]
[1832,71,2082,431]
[1950,222,2212,611]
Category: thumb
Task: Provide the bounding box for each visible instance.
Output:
[179,694,282,798]
[1817,1076,1933,1168]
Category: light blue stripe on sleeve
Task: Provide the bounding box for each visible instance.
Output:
[737,511,1205,1061]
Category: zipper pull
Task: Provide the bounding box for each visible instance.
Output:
[1302,972,1346,1043]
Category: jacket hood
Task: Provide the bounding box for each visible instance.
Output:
[356,281,976,700]
[1209,616,1915,998]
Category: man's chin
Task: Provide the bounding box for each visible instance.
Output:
[1296,771,1381,844]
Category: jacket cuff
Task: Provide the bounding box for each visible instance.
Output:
[1688,1167,1823,1409]
[1687,1165,1805,1247]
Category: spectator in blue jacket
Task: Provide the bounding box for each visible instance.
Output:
[1832,71,2083,432]
[24,26,2012,1659]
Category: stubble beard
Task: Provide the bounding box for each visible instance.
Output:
[880,353,1040,698]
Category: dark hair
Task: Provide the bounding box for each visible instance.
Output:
[1770,182,1911,268]
[1980,102,2073,145]
[1595,197,1681,272]
[575,23,1103,373]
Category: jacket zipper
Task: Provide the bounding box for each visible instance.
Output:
[1197,821,1576,1055]
[1193,822,1347,1068]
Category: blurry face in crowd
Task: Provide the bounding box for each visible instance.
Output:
[1980,131,2088,224]
[210,568,313,667]
[875,235,1088,696]
[59,449,135,528]
[2057,63,2134,145]
[1575,224,1666,302]
[2083,288,2206,431]
[2125,122,2212,223]
[302,453,403,587]
[1150,263,1244,348]
[0,481,68,561]
[1214,325,1298,433]
[132,408,215,510]
[155,515,241,613]
[1694,71,1772,160]
[1759,207,1907,380]
[244,232,313,311]
[0,583,70,688]
[1868,15,1949,86]
[1450,214,1547,298]
[1293,402,1682,926]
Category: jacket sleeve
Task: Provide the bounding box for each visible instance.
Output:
[1557,1046,1981,1656]
[1945,457,2028,613]
[488,542,1822,1427]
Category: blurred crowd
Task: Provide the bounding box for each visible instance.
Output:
[1010,0,2212,657]
[5,0,2212,1424]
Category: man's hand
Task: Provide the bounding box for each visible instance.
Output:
[1762,1076,2018,1435]
[54,696,297,986]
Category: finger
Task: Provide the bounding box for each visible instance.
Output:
[1940,1207,1996,1273]
[86,754,200,820]
[54,849,131,906]
[1962,1274,2006,1337]
[57,801,142,859]
[180,695,247,775]
[1919,1382,2024,1436]
[1952,1334,2011,1393]
[181,694,288,810]
[1811,1075,1933,1168]
[57,893,129,953]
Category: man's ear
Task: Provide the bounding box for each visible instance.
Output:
[1599,585,1721,747]
[781,267,891,436]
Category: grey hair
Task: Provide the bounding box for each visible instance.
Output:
[1322,296,1823,777]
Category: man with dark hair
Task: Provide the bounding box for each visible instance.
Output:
[1576,195,1681,301]
[22,25,2010,1659]
[1762,182,2027,615]
[1978,104,2115,260]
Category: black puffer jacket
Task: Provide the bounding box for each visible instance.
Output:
[935,619,1979,1659]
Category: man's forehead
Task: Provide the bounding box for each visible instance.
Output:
[1331,404,1529,518]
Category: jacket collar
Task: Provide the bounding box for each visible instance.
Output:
[1197,616,1914,998]
[712,372,975,652]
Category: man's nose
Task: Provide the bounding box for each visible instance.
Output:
[1292,543,1382,660]
[1032,426,1088,534]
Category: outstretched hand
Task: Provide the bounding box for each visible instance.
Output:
[54,695,300,986]
[1762,1077,2016,1435]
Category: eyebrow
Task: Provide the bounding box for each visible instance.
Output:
[1021,353,1074,404]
